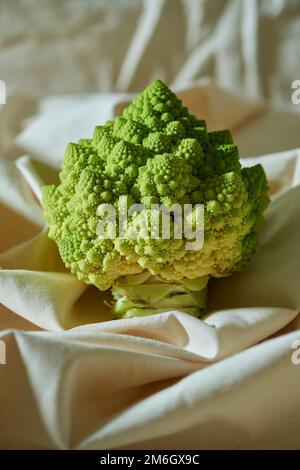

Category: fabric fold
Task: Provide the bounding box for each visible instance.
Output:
[0,83,299,449]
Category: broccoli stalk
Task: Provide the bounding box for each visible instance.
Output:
[42,80,269,319]
[112,273,209,319]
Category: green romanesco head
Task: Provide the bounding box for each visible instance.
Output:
[42,79,269,291]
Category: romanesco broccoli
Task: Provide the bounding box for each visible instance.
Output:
[42,80,269,319]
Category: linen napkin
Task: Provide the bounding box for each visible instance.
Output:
[0,83,300,449]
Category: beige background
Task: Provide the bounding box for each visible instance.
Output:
[1,0,300,163]
[0,0,300,106]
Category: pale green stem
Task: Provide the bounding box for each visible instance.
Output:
[111,272,209,319]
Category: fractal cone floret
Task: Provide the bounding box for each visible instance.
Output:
[42,80,269,318]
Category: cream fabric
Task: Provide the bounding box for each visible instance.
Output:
[0,83,300,450]
[1,0,300,112]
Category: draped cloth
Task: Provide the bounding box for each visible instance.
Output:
[0,82,300,449]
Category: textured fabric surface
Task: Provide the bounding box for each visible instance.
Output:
[0,83,300,449]
[0,0,299,106]
[1,0,300,161]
